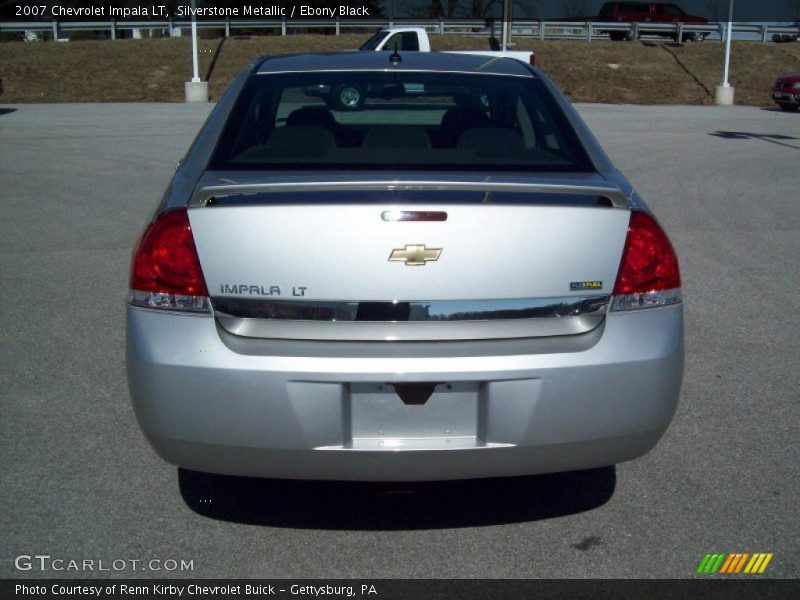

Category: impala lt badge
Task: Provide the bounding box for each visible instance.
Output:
[388,244,442,266]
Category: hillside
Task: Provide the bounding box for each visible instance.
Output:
[1,35,798,105]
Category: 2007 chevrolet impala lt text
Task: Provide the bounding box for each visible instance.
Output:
[126,51,683,481]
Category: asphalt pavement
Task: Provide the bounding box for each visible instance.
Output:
[0,102,797,578]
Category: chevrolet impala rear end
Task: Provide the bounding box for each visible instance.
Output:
[126,52,683,481]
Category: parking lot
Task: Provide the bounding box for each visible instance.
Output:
[0,102,797,578]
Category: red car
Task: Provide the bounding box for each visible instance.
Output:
[598,2,709,41]
[772,73,800,112]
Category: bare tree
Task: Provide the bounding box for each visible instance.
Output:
[403,0,537,19]
[704,0,722,23]
[561,0,588,19]
[788,0,800,22]
[470,0,500,18]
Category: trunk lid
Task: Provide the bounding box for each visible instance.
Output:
[187,176,631,341]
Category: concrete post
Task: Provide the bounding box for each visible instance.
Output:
[185,81,209,102]
[225,18,230,38]
[714,85,734,104]
[281,17,286,36]
[110,20,116,40]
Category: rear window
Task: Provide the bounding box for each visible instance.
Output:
[209,71,593,173]
[383,31,421,51]
[665,4,685,16]
[627,3,651,13]
[358,30,389,51]
[598,3,615,17]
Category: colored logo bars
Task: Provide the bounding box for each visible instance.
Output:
[697,553,773,574]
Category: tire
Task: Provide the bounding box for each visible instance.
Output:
[609,32,626,41]
[330,84,365,111]
[683,32,706,42]
[778,103,799,112]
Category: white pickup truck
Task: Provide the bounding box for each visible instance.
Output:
[360,26,534,64]
[310,26,535,110]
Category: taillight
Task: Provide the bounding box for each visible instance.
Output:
[529,53,536,66]
[128,208,210,312]
[611,210,682,311]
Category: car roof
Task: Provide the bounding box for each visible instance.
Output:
[255,51,535,78]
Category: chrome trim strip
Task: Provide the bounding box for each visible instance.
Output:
[191,181,630,208]
[213,295,609,341]
[212,295,609,322]
[216,315,604,342]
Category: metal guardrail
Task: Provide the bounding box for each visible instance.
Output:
[1,19,798,43]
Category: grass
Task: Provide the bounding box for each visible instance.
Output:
[1,34,798,105]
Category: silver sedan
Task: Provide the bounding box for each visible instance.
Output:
[126,51,683,481]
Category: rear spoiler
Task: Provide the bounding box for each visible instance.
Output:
[189,181,631,208]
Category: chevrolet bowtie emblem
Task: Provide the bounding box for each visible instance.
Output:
[388,244,442,266]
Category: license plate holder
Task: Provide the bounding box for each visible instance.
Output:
[349,381,479,443]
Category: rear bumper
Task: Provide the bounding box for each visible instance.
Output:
[126,305,683,481]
